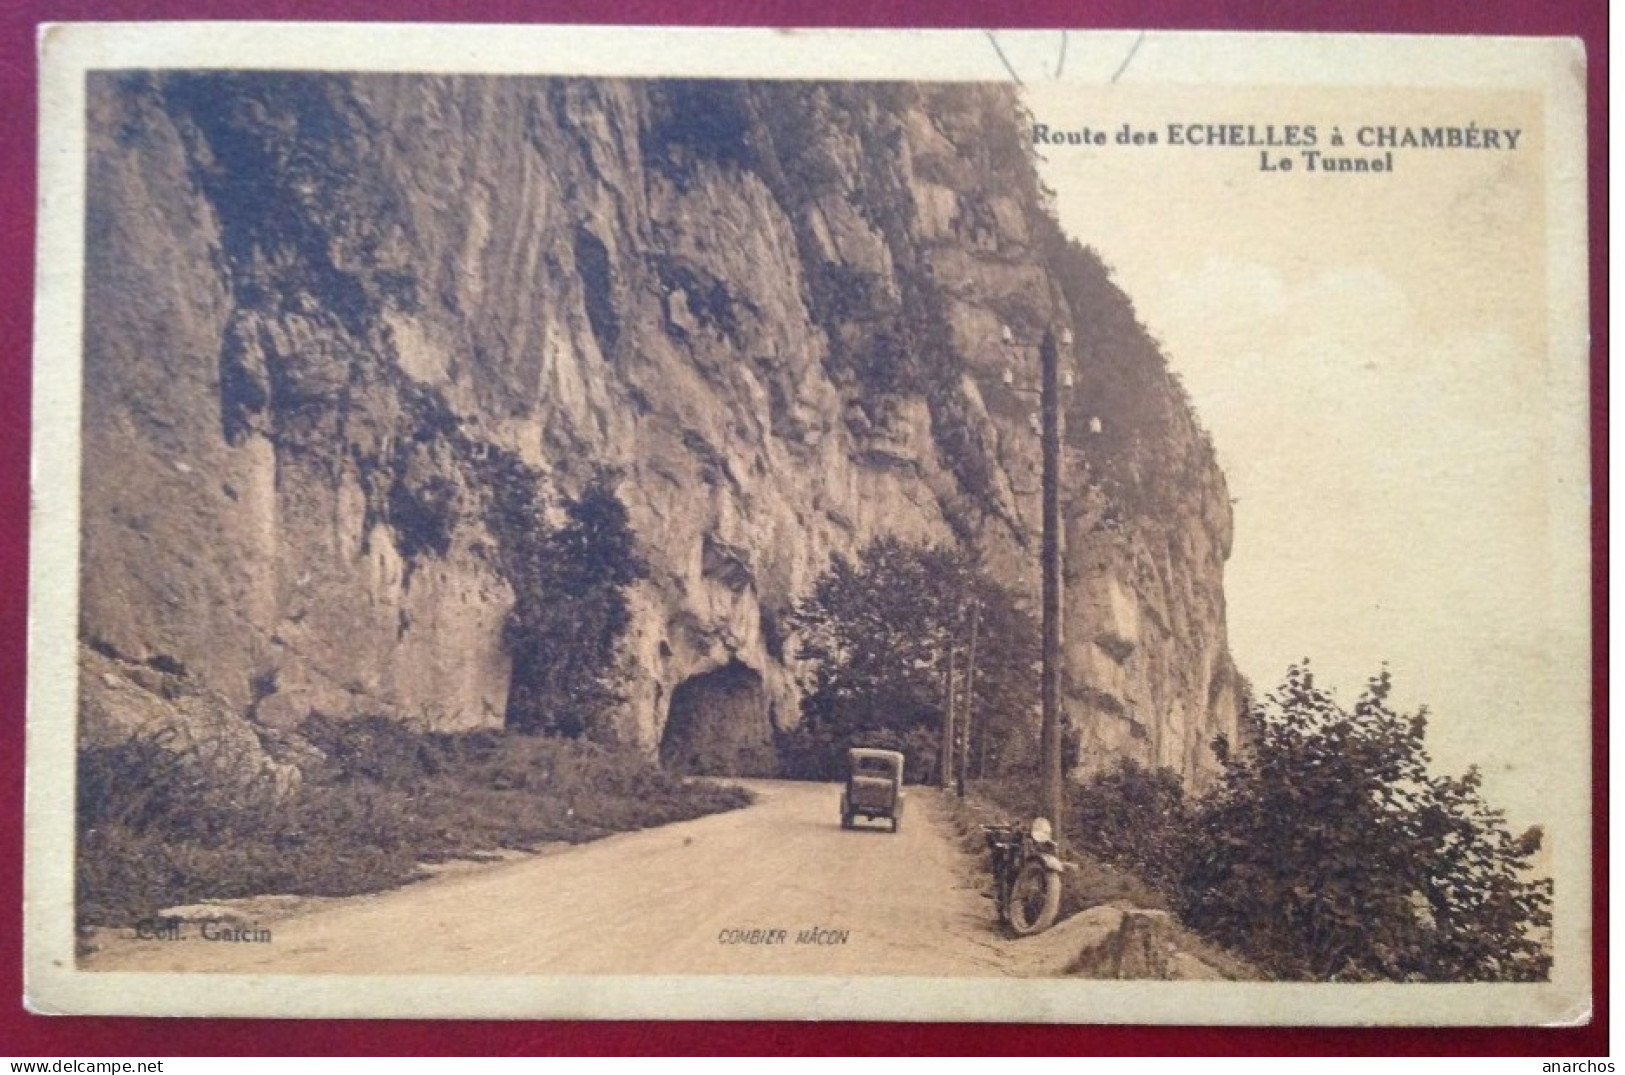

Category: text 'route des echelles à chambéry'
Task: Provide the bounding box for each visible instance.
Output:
[1032,122,1524,174]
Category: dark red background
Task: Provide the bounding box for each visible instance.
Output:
[0,0,1605,1057]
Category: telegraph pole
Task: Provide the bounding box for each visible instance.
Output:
[958,597,979,797]
[1039,329,1065,844]
[941,632,957,789]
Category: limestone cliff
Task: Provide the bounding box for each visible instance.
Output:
[79,73,1242,788]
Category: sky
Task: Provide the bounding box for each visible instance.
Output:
[1023,83,1587,832]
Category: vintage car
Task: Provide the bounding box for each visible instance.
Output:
[839,747,905,833]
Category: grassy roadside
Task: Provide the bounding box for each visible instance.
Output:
[77,716,753,927]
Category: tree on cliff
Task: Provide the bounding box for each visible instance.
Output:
[502,475,646,740]
[783,536,1039,781]
[1181,663,1552,981]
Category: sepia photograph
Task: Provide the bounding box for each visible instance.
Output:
[25,24,1591,1024]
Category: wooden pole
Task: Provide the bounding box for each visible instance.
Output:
[958,598,979,797]
[1040,329,1065,844]
[942,627,957,789]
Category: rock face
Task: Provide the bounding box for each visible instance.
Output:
[79,73,1242,787]
[1007,905,1231,980]
[1070,908,1179,979]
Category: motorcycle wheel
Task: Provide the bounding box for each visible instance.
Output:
[1006,859,1061,935]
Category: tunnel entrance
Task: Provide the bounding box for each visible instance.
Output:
[658,659,778,776]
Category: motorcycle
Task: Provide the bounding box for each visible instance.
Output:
[983,817,1065,935]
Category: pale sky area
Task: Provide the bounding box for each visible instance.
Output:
[1025,83,1588,833]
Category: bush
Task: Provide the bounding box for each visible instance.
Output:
[1180,664,1552,981]
[789,537,1039,784]
[501,476,646,739]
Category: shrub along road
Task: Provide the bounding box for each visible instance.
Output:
[83,781,1034,977]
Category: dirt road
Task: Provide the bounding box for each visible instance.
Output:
[84,780,1027,976]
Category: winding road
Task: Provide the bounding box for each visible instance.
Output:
[84,781,1034,977]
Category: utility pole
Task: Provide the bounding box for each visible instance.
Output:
[958,597,979,797]
[1039,329,1065,845]
[941,629,957,789]
[998,320,1072,837]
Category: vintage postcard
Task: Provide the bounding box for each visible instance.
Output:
[26,24,1590,1023]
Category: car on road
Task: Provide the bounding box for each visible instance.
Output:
[840,747,905,833]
